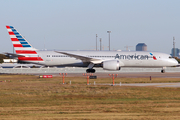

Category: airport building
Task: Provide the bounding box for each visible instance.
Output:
[171,48,180,57]
[136,43,147,51]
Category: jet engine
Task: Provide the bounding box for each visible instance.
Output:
[102,60,121,71]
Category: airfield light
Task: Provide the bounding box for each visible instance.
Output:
[83,73,93,85]
[59,73,67,84]
[109,74,118,86]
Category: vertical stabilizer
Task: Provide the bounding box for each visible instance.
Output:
[6,26,43,62]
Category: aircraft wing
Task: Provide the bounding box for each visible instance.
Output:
[55,51,103,64]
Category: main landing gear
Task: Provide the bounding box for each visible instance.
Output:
[86,69,96,73]
[86,63,95,73]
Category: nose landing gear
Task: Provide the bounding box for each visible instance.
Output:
[161,67,166,73]
[161,69,165,73]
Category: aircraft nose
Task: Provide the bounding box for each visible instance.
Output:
[172,58,178,66]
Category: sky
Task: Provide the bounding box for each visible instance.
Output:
[0,0,180,54]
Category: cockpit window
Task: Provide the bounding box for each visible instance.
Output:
[169,56,173,58]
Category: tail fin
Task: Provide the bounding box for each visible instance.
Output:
[6,26,36,53]
[6,26,43,62]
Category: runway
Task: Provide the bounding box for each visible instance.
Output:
[1,67,180,74]
[1,67,180,77]
[1,67,180,88]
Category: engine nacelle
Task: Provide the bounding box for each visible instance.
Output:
[102,60,121,71]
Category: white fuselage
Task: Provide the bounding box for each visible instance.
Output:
[31,50,178,68]
[6,25,178,71]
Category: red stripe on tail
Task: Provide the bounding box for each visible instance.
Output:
[8,32,15,35]
[6,26,10,29]
[16,50,37,54]
[13,44,23,47]
[11,38,19,41]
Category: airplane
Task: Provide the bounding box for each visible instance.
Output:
[5,25,178,73]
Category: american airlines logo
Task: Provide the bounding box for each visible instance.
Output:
[115,53,157,60]
[150,53,157,60]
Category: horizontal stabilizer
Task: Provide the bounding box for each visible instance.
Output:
[4,52,25,58]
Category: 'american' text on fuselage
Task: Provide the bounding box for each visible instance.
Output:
[115,54,149,60]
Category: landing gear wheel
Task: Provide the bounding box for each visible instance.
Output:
[161,69,165,73]
[86,69,96,73]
